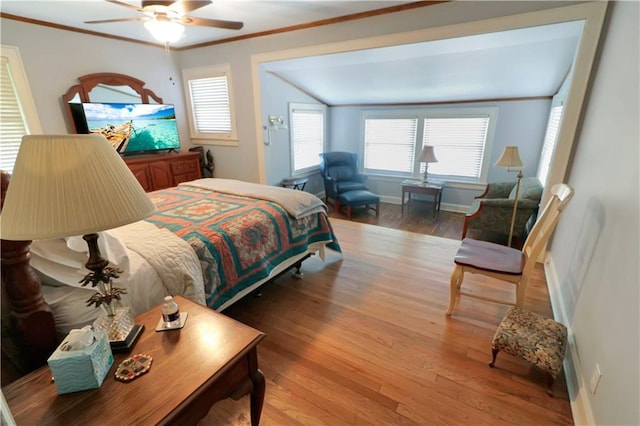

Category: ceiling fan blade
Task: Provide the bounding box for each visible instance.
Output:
[85,17,147,24]
[170,1,212,14]
[106,0,145,12]
[181,16,243,30]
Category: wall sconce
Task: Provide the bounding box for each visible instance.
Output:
[263,115,288,146]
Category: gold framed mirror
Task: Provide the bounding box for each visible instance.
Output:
[62,73,163,133]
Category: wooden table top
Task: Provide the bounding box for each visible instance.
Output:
[4,296,265,425]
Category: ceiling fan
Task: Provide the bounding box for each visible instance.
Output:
[85,1,244,43]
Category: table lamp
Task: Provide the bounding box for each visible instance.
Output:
[1,134,156,352]
[495,146,525,247]
[418,145,438,183]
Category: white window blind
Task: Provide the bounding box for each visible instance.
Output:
[364,118,418,173]
[537,105,563,185]
[0,47,41,173]
[291,107,324,172]
[188,76,231,132]
[183,64,237,144]
[0,57,27,173]
[422,117,489,179]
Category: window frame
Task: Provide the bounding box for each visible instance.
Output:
[288,102,326,176]
[361,111,420,177]
[360,107,497,183]
[420,107,498,183]
[182,63,238,146]
[0,45,42,173]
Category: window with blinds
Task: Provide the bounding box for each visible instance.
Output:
[363,118,418,174]
[422,116,490,180]
[537,105,563,185]
[183,64,237,144]
[0,46,41,173]
[290,104,325,173]
[361,108,496,181]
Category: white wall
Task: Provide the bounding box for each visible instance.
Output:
[548,1,639,424]
[259,68,325,194]
[0,19,192,150]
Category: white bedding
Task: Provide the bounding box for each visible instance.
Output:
[31,221,205,335]
[109,221,205,305]
[181,178,327,219]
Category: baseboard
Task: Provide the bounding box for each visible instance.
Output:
[544,255,596,426]
[440,203,468,213]
[316,192,469,214]
[378,195,398,204]
[365,195,469,214]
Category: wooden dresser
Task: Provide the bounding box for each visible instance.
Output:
[124,151,202,192]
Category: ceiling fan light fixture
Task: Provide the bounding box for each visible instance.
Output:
[144,19,185,43]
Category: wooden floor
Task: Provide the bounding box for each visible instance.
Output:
[200,203,573,425]
[329,200,466,240]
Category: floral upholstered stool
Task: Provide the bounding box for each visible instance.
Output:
[489,307,568,396]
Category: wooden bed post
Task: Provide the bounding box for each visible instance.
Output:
[1,171,58,371]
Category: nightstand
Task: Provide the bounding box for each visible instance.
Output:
[401,180,443,218]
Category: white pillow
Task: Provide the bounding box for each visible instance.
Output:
[30,245,86,287]
[30,238,84,270]
[30,231,130,277]
[65,231,130,271]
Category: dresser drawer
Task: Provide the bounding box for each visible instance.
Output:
[170,160,198,175]
[124,152,202,192]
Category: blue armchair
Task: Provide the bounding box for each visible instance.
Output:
[319,152,368,206]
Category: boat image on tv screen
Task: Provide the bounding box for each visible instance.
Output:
[81,103,180,154]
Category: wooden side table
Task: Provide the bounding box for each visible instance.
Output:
[401,180,443,218]
[3,296,266,426]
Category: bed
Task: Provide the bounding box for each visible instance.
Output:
[2,71,340,372]
[2,176,340,368]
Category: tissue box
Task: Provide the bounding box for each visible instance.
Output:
[47,330,114,394]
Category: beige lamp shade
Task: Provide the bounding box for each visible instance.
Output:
[418,145,438,163]
[1,134,156,240]
[495,146,524,169]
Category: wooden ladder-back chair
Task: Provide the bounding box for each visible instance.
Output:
[446,183,574,316]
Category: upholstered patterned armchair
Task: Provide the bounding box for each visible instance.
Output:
[462,177,543,245]
[319,152,368,206]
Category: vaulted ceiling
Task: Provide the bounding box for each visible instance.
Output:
[1,1,583,105]
[262,20,584,105]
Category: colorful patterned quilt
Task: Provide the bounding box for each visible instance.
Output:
[145,185,340,310]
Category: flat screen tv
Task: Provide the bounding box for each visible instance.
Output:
[72,102,181,154]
